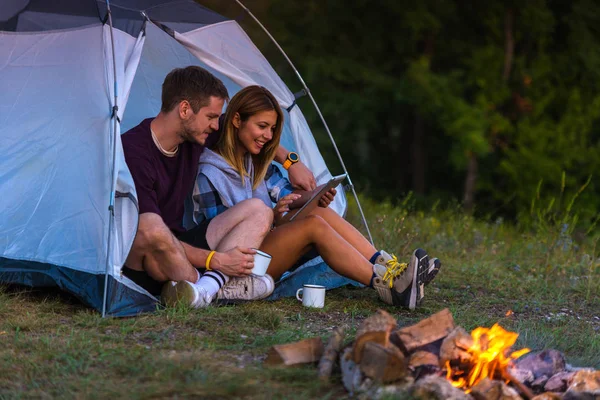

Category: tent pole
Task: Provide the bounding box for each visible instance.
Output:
[101,0,120,318]
[233,0,375,246]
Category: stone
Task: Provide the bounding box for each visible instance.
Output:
[532,375,550,392]
[366,380,414,400]
[566,370,600,396]
[410,375,473,400]
[545,372,576,393]
[340,347,366,396]
[508,367,535,385]
[563,392,597,400]
[515,350,566,380]
[470,377,522,400]
[531,393,564,400]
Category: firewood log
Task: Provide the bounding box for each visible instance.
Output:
[409,349,441,369]
[358,341,409,383]
[264,337,324,366]
[352,309,397,363]
[317,327,345,382]
[390,308,455,353]
[439,326,474,367]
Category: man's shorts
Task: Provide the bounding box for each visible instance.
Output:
[122,218,212,296]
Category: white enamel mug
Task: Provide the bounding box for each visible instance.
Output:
[296,284,326,308]
[250,249,272,276]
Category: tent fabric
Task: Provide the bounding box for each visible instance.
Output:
[0,23,154,315]
[0,257,157,316]
[0,0,228,34]
[0,0,352,316]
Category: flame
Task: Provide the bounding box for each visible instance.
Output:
[446,323,530,392]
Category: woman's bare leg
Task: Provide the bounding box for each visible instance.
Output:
[259,215,373,285]
[308,207,377,259]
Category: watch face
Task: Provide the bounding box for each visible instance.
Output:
[289,152,299,162]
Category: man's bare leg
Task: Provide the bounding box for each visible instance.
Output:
[179,198,273,273]
[205,198,273,251]
[183,198,275,303]
[125,213,198,283]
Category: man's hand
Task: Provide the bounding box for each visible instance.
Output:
[288,162,316,191]
[211,247,256,277]
[319,187,336,208]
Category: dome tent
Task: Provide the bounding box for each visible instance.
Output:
[0,0,372,316]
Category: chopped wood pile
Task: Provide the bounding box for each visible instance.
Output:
[264,308,600,400]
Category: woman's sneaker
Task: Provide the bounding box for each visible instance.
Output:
[161,281,212,308]
[423,258,441,285]
[372,249,431,310]
[215,274,275,304]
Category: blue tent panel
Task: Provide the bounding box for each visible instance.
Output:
[0,257,157,317]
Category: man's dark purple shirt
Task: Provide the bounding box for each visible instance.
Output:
[121,118,219,233]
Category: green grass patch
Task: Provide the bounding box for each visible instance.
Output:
[0,195,598,398]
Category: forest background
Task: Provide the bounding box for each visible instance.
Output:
[205,0,599,235]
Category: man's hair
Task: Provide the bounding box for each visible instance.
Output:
[161,66,228,113]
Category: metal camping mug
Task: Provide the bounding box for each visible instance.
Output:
[250,249,272,276]
[296,284,326,308]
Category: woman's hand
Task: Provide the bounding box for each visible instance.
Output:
[318,188,336,208]
[273,193,301,222]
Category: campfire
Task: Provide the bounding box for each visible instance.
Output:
[445,323,531,392]
[264,308,600,399]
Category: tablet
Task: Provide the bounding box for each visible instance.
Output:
[285,173,347,222]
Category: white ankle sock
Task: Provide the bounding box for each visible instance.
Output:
[195,270,230,298]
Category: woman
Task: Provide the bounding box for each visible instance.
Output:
[193,86,440,309]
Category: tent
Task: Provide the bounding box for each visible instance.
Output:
[0,0,373,316]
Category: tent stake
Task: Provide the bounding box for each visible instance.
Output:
[232,0,375,247]
[101,0,120,318]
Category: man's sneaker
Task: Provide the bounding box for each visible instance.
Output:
[215,274,275,303]
[161,280,212,308]
[372,249,430,310]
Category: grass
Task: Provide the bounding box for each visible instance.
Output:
[1,195,599,399]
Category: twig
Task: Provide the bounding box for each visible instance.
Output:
[317,327,345,382]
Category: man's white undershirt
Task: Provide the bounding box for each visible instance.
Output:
[151,128,179,157]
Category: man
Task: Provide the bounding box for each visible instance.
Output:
[122,66,316,308]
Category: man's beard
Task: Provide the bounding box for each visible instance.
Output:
[180,121,209,145]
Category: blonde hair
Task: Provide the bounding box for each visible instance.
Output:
[216,86,284,190]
